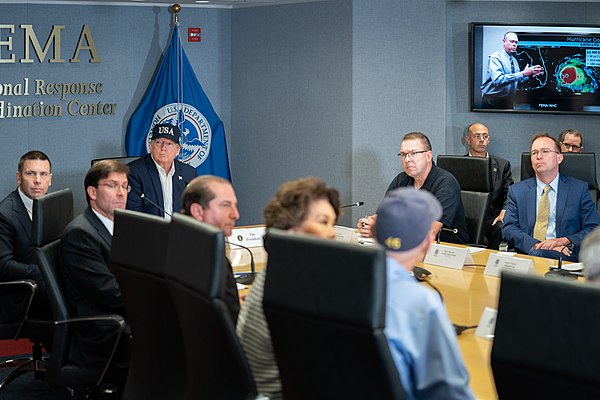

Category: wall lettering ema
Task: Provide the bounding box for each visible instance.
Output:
[0,24,117,119]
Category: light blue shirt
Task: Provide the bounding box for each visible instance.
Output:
[481,49,527,97]
[384,257,474,400]
[535,174,560,240]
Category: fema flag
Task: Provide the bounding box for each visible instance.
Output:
[125,25,231,180]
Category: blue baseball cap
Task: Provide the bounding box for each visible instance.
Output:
[374,188,442,252]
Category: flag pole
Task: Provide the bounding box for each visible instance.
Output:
[171,3,181,25]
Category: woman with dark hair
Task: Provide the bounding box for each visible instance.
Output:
[236,177,340,399]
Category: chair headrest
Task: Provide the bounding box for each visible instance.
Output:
[31,188,74,247]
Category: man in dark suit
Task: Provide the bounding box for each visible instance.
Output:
[0,150,52,322]
[502,133,600,261]
[465,123,514,249]
[59,160,130,369]
[126,123,196,218]
[181,175,240,323]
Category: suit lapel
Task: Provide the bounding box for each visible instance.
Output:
[172,162,186,212]
[85,208,112,247]
[555,175,568,236]
[11,191,31,240]
[526,179,537,233]
[144,155,165,211]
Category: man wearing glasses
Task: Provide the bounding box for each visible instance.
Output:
[60,160,131,370]
[0,150,52,322]
[465,123,514,249]
[358,132,469,244]
[126,123,196,219]
[558,128,584,153]
[502,133,600,261]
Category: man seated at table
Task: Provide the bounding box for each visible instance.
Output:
[465,123,513,249]
[180,175,240,323]
[358,132,469,244]
[502,133,600,261]
[374,187,474,399]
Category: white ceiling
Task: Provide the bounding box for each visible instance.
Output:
[0,0,334,8]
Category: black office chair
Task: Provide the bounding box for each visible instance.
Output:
[521,152,599,204]
[262,229,406,400]
[164,214,256,400]
[492,272,600,398]
[90,156,140,166]
[31,188,126,396]
[437,155,493,245]
[111,209,185,400]
[0,278,50,389]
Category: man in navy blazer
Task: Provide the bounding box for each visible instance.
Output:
[60,160,131,369]
[502,133,600,261]
[465,123,514,249]
[126,123,196,218]
[0,150,53,322]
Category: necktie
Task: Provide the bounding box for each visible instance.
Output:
[510,57,516,74]
[533,185,551,241]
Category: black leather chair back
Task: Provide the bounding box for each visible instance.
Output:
[164,214,256,400]
[91,156,140,166]
[521,152,599,203]
[111,209,185,400]
[32,189,124,388]
[492,272,600,398]
[437,155,493,192]
[437,156,493,245]
[31,189,75,384]
[262,229,405,400]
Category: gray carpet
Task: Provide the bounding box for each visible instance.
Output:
[0,355,70,400]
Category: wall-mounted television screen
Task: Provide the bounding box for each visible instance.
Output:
[471,23,600,115]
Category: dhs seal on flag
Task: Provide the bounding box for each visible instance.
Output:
[145,102,212,168]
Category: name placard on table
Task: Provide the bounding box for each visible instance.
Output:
[424,244,474,270]
[484,252,534,277]
[227,227,266,248]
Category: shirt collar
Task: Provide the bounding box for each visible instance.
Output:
[91,208,114,235]
[17,187,33,220]
[468,151,489,158]
[151,155,175,178]
[536,173,560,195]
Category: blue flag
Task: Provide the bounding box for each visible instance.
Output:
[125,25,231,180]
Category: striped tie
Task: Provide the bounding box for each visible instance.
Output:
[533,185,551,241]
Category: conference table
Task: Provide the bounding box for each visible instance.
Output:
[228,237,576,400]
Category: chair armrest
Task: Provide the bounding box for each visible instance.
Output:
[54,314,126,386]
[0,279,37,339]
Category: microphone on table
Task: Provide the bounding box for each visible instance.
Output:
[545,255,578,280]
[341,201,365,209]
[226,241,256,285]
[436,227,458,244]
[131,189,172,218]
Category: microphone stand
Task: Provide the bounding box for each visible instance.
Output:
[226,241,256,285]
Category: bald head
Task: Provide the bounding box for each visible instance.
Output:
[465,123,490,157]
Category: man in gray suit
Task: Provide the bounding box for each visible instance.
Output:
[465,123,514,249]
[0,150,52,322]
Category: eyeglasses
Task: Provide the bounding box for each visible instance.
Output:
[153,139,178,150]
[471,133,489,141]
[23,171,51,179]
[560,142,582,151]
[530,149,560,157]
[97,182,131,192]
[398,150,429,160]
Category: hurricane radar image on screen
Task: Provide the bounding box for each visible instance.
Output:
[514,31,600,112]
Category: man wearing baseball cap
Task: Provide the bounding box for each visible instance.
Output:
[126,123,197,219]
[375,188,474,400]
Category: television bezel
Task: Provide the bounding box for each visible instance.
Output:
[470,22,600,116]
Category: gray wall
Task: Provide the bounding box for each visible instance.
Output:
[1,0,599,226]
[231,0,353,225]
